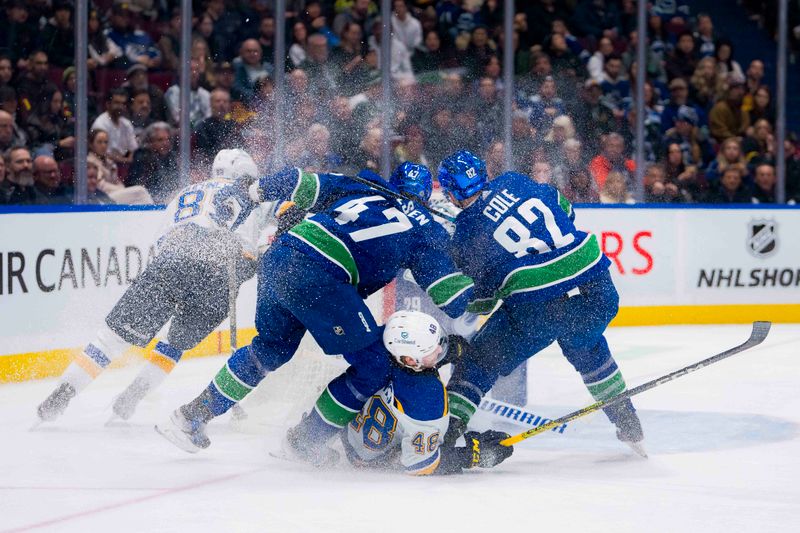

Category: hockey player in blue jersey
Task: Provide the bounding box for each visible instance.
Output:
[156,163,475,459]
[342,310,513,475]
[436,150,646,456]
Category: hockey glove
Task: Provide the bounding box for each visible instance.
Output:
[437,335,470,369]
[442,415,467,448]
[275,201,308,237]
[462,430,514,469]
[212,180,258,230]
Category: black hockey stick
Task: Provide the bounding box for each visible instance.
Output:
[343,172,458,222]
[500,321,772,446]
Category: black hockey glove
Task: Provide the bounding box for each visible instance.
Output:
[436,335,470,368]
[275,201,308,237]
[462,430,514,469]
[442,415,467,448]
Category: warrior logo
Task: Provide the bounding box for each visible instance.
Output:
[333,326,344,336]
[747,219,778,258]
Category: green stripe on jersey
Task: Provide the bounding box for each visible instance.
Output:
[291,170,320,210]
[289,220,359,285]
[558,191,573,218]
[448,392,477,423]
[213,363,253,402]
[586,370,626,401]
[467,297,498,315]
[427,273,474,306]
[315,387,359,427]
[497,233,603,299]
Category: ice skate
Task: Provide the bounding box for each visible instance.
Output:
[111,377,151,421]
[605,399,647,457]
[278,414,340,468]
[155,407,211,453]
[37,383,76,422]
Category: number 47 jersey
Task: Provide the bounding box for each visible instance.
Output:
[451,172,611,310]
[254,168,474,316]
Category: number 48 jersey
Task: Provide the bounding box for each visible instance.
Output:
[343,366,449,476]
[451,172,611,310]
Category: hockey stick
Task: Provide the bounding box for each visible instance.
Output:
[343,172,458,223]
[500,321,772,447]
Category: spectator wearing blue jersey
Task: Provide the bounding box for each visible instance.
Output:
[105,4,161,70]
[526,76,566,137]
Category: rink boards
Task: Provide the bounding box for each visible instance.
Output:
[1,204,798,382]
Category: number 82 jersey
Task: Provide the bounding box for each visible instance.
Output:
[451,172,611,310]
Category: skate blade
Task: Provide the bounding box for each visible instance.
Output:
[29,419,45,431]
[625,440,648,458]
[154,423,201,454]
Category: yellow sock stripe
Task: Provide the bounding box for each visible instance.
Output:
[409,456,441,476]
[148,352,177,373]
[73,351,103,379]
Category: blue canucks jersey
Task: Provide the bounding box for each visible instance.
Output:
[451,172,610,310]
[255,168,473,317]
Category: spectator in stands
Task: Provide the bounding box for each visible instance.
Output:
[257,14,276,62]
[472,77,503,147]
[15,50,59,126]
[747,85,775,126]
[709,74,750,142]
[0,90,27,146]
[599,54,630,113]
[665,31,698,81]
[546,32,584,80]
[300,34,340,104]
[3,147,36,204]
[0,110,24,153]
[233,39,272,106]
[369,17,414,80]
[689,57,723,111]
[87,128,119,191]
[663,105,712,168]
[122,64,168,122]
[572,0,621,40]
[297,123,343,173]
[87,7,122,69]
[31,154,71,205]
[563,167,599,204]
[599,170,635,204]
[483,140,505,180]
[661,77,706,133]
[128,122,179,203]
[713,39,743,81]
[165,59,211,130]
[392,0,423,55]
[25,89,75,161]
[105,3,161,70]
[587,36,614,82]
[327,95,362,169]
[0,54,12,89]
[531,159,555,186]
[744,59,765,100]
[158,8,183,73]
[91,89,138,165]
[289,21,310,68]
[706,137,749,184]
[85,161,115,205]
[574,79,616,155]
[331,22,369,95]
[510,110,536,172]
[694,13,717,58]
[663,141,701,199]
[0,149,7,203]
[461,25,496,81]
[523,0,570,45]
[351,126,382,174]
[526,76,566,138]
[129,88,157,142]
[40,0,75,68]
[589,133,635,189]
[644,163,681,203]
[334,0,377,38]
[751,163,777,204]
[412,30,453,74]
[622,30,666,83]
[708,164,750,203]
[742,118,776,167]
[0,0,37,66]
[195,89,243,169]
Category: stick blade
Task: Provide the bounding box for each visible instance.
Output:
[749,321,772,345]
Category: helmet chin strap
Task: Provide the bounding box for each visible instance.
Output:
[398,345,444,372]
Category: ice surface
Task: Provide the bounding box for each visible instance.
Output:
[1,324,799,533]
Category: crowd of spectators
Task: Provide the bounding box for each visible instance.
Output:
[1,0,799,207]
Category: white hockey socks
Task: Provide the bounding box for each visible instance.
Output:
[62,326,131,393]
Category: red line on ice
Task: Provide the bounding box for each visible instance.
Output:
[2,468,266,533]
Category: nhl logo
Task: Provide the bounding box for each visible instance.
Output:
[747,219,778,258]
[333,326,345,336]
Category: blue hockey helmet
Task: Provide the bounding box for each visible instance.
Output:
[437,149,488,202]
[390,162,434,203]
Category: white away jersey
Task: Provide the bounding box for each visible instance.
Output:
[344,368,449,475]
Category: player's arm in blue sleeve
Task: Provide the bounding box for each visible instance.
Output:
[409,223,474,318]
[250,167,348,211]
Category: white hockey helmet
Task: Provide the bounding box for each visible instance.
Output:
[383,310,446,372]
[212,149,259,181]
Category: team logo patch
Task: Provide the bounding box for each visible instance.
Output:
[747,219,778,258]
[333,326,344,336]
[401,332,409,339]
